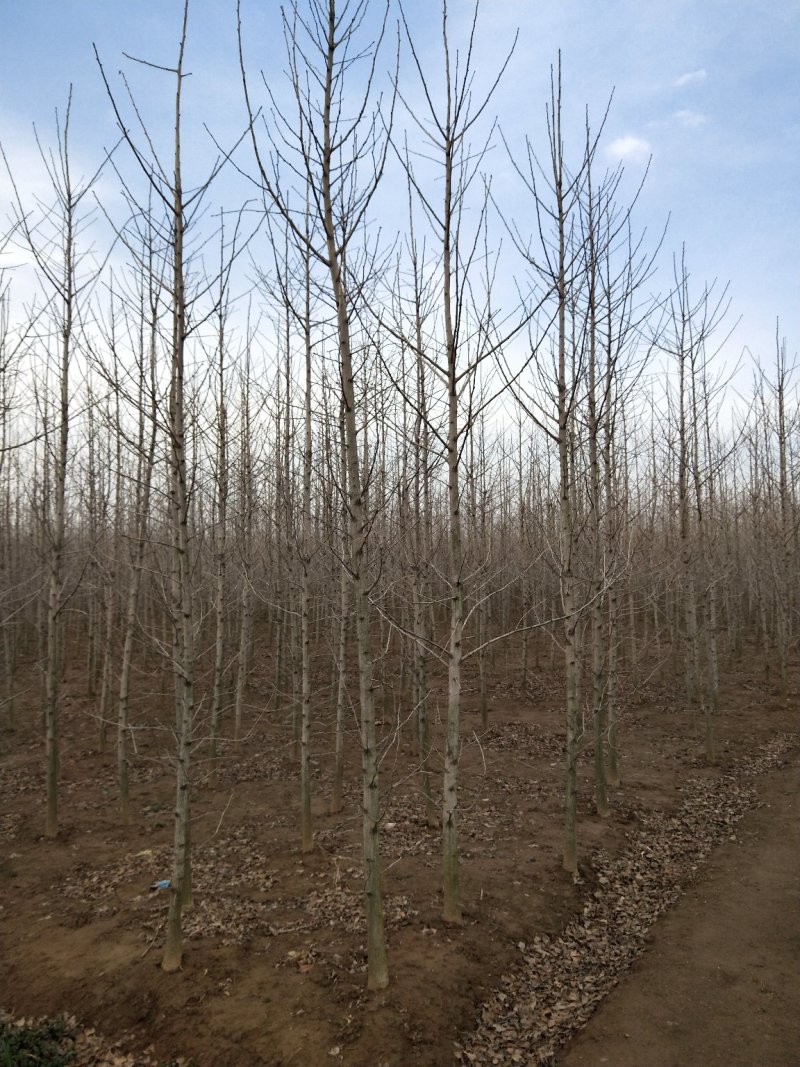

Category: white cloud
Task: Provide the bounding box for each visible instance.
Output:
[606,135,652,164]
[673,108,707,128]
[674,68,707,88]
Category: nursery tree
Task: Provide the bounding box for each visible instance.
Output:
[240,0,396,988]
[397,0,520,921]
[3,94,104,837]
[97,0,234,970]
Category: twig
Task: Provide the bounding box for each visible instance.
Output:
[473,730,487,775]
[139,915,165,958]
[199,790,235,847]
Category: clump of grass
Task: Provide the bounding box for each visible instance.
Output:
[0,1014,75,1067]
[0,1013,190,1067]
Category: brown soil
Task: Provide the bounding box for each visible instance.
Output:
[0,640,797,1067]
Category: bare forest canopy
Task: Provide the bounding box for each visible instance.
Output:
[0,0,797,993]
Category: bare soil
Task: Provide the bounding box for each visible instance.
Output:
[0,638,796,1066]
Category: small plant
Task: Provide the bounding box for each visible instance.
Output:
[0,1015,75,1067]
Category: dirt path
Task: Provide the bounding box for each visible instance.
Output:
[557,755,800,1067]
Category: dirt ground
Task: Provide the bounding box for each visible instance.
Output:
[0,636,797,1066]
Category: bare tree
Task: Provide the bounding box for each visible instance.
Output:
[499,58,597,874]
[662,252,730,762]
[97,0,235,970]
[240,0,396,988]
[397,0,518,922]
[3,94,105,837]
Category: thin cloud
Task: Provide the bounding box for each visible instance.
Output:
[674,109,707,128]
[674,68,707,88]
[606,135,651,164]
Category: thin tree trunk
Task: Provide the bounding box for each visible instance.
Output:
[299,230,314,855]
[320,0,388,986]
[330,403,349,816]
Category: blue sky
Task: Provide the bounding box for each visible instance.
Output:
[1,0,797,380]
